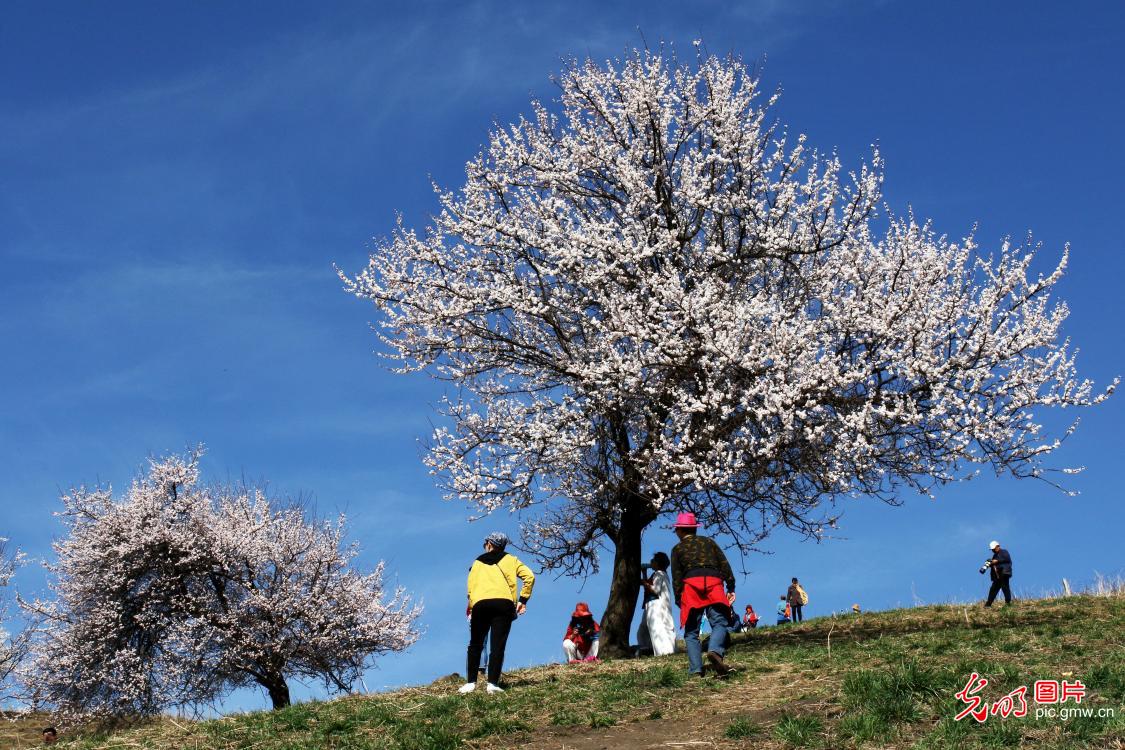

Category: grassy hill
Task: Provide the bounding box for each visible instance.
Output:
[25,593,1125,750]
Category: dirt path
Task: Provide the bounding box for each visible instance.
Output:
[526,717,718,750]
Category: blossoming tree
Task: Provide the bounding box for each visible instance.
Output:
[342,51,1112,655]
[0,539,27,701]
[22,451,421,718]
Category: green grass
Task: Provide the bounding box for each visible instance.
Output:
[773,713,824,747]
[1084,658,1125,701]
[24,593,1125,750]
[724,715,764,738]
[549,708,581,726]
[837,710,892,743]
[841,659,945,722]
[979,718,1023,748]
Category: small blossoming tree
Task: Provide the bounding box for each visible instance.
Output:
[21,451,421,719]
[342,50,1112,655]
[0,539,28,702]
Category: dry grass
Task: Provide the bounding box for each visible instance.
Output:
[1031,571,1125,601]
[0,712,56,749]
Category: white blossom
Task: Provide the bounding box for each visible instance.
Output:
[342,50,1113,652]
[0,539,28,702]
[20,450,421,720]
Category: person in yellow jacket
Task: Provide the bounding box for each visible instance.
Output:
[459,531,535,694]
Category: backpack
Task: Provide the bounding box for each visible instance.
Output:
[797,584,809,606]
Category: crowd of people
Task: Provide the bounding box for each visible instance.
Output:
[458,513,825,693]
[27,534,1014,746]
[458,521,1015,694]
[16,532,1014,749]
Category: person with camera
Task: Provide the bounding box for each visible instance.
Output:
[636,552,677,656]
[563,602,601,662]
[980,540,1014,607]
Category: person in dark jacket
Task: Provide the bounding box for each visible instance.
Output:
[670,512,736,677]
[982,540,1014,607]
[786,577,805,622]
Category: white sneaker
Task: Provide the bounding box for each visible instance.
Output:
[458,682,477,694]
[486,682,504,694]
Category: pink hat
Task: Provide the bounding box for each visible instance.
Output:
[673,512,699,529]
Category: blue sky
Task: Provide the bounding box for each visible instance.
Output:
[2,0,1123,712]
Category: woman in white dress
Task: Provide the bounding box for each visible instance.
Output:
[637,552,677,656]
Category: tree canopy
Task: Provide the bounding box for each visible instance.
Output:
[343,50,1112,653]
[21,451,421,718]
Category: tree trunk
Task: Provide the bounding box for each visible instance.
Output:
[599,513,644,658]
[260,675,291,710]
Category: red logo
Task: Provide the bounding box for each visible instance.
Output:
[956,676,1086,722]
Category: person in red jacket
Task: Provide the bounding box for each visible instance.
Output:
[741,604,759,629]
[670,512,736,677]
[562,602,601,662]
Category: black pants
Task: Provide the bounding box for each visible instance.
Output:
[467,599,515,685]
[986,575,1013,605]
[791,603,803,622]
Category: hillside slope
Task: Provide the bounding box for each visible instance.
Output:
[39,594,1125,749]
